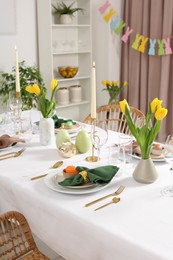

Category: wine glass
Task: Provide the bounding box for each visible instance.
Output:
[90,120,108,161]
[8,94,22,122]
[161,134,173,196]
[7,94,22,135]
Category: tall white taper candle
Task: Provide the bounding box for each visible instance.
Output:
[91,61,96,119]
[15,46,20,95]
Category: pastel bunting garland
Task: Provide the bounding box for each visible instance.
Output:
[121,26,133,42]
[98,0,173,56]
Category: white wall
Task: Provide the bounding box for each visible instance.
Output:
[0,0,122,106]
[0,0,37,73]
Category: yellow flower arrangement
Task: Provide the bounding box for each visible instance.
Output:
[102,80,127,105]
[26,79,58,118]
[119,97,168,159]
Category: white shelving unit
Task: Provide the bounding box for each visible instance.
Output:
[37,0,92,121]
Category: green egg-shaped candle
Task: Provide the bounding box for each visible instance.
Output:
[65,120,73,127]
[75,129,91,153]
[56,129,71,148]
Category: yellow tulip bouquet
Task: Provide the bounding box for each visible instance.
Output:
[102,80,127,105]
[26,79,58,118]
[119,98,168,159]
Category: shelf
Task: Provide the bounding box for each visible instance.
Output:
[53,50,91,55]
[57,76,91,82]
[52,24,91,28]
[37,0,91,121]
[56,100,90,109]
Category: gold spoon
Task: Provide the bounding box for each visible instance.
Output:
[85,186,125,207]
[94,197,120,211]
[50,161,63,169]
[30,161,63,181]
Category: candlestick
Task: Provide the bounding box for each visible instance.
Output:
[15,46,20,97]
[91,61,96,119]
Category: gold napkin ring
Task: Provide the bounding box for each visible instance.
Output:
[79,171,89,184]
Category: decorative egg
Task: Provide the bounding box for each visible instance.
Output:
[63,165,79,178]
[151,143,164,155]
[58,142,77,158]
[65,120,73,127]
[152,143,163,150]
[56,129,71,148]
[75,129,91,153]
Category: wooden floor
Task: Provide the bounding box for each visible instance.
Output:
[33,234,66,260]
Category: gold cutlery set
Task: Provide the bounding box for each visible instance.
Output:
[0,147,26,160]
[85,185,125,211]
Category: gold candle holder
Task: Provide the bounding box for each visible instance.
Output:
[16,91,20,99]
[85,118,99,162]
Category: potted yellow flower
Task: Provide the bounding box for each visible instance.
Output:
[26,79,58,145]
[102,80,127,105]
[119,97,168,183]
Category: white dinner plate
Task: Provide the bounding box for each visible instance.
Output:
[55,123,82,134]
[0,145,16,152]
[131,153,165,162]
[44,172,110,195]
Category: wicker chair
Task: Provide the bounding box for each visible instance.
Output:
[84,104,145,135]
[0,211,49,260]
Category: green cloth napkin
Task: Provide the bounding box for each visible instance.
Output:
[58,165,119,186]
[52,115,76,128]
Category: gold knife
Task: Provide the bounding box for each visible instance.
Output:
[31,173,48,181]
[30,160,63,181]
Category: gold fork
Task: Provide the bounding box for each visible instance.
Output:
[0,147,26,160]
[85,185,125,207]
[0,147,25,157]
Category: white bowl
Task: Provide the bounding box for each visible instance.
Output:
[63,170,78,179]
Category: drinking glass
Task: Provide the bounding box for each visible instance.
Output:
[8,94,22,119]
[161,134,173,196]
[17,111,32,141]
[108,144,120,165]
[118,134,133,171]
[90,120,108,161]
[8,95,22,134]
[8,94,32,141]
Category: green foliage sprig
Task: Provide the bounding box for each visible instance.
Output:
[0,61,46,110]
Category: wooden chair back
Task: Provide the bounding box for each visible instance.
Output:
[84,104,145,135]
[0,211,49,259]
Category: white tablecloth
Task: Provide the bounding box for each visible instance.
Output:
[0,129,173,260]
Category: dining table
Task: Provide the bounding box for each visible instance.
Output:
[0,124,173,260]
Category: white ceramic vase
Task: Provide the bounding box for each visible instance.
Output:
[133,158,158,183]
[60,14,73,24]
[39,118,55,146]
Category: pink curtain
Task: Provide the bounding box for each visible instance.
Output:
[120,0,173,142]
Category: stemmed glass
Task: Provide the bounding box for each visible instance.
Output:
[8,94,23,136]
[90,120,108,161]
[161,134,173,196]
